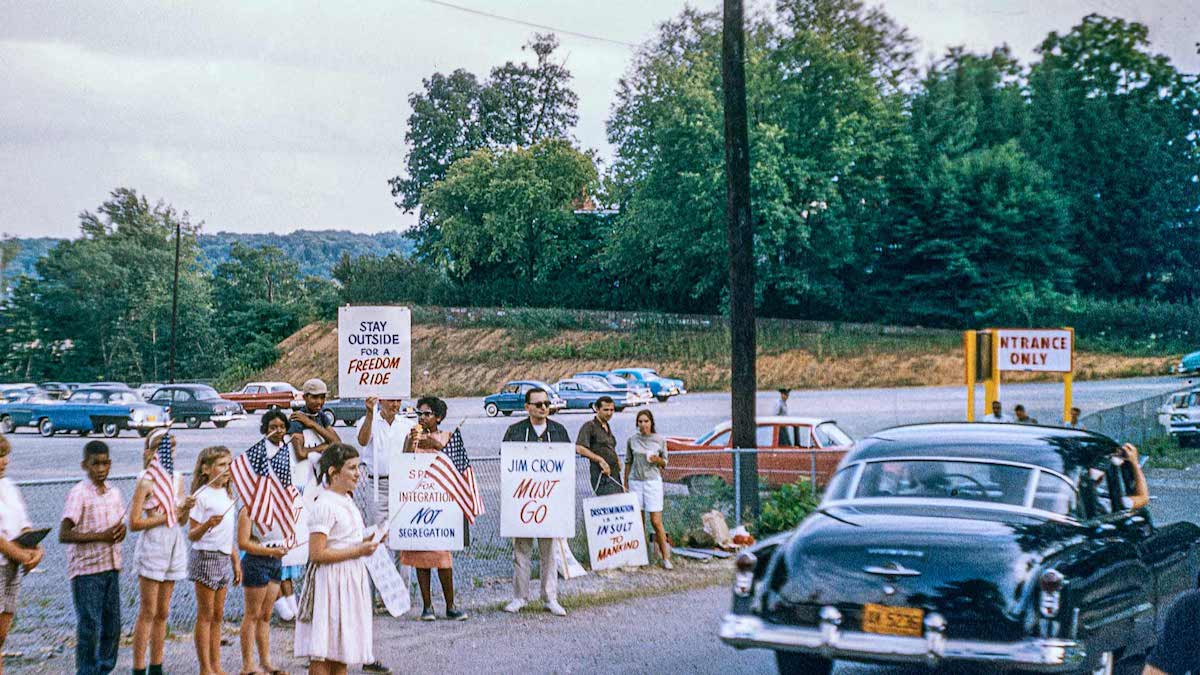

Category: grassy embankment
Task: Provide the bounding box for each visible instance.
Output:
[246,306,1176,397]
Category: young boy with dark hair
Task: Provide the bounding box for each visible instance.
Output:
[59,441,126,675]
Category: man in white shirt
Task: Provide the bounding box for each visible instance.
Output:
[355,396,414,519]
[982,400,1014,423]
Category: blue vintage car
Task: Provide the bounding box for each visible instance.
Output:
[552,378,644,412]
[483,380,566,417]
[1176,350,1200,375]
[573,371,654,404]
[0,387,170,438]
[611,367,687,402]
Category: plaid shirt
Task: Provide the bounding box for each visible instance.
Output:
[62,480,124,578]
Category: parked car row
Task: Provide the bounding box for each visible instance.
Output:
[482,368,687,417]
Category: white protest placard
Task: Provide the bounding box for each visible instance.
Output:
[364,545,411,618]
[583,492,649,571]
[995,328,1073,373]
[388,453,464,551]
[500,443,576,538]
[337,305,411,399]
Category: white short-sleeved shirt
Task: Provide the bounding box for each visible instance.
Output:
[0,477,31,541]
[192,487,236,554]
[355,408,413,478]
[307,489,364,551]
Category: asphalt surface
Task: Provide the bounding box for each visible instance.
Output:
[3,375,1185,481]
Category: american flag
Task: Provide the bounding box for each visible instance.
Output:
[427,429,484,524]
[231,439,300,541]
[146,433,177,527]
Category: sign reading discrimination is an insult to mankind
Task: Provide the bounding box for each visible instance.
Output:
[388,453,464,551]
[500,443,576,538]
[995,328,1073,373]
[338,305,411,399]
[583,492,649,571]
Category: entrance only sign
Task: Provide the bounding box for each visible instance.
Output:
[995,328,1073,373]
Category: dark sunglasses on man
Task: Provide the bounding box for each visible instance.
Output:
[528,401,550,408]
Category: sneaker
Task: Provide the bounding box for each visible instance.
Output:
[503,599,526,614]
[661,558,674,570]
[420,607,436,621]
[445,608,469,621]
[363,662,392,674]
[544,600,567,617]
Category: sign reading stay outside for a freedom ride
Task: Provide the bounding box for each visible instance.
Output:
[500,443,576,538]
[584,492,649,571]
[338,305,411,399]
[388,453,464,551]
[994,328,1073,373]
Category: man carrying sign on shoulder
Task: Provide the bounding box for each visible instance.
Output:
[289,379,340,468]
[501,387,569,617]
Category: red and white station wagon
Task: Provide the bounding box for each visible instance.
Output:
[662,416,854,489]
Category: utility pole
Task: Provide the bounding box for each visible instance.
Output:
[723,0,758,517]
[169,222,180,384]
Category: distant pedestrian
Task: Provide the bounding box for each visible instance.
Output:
[1014,405,1038,424]
[1065,407,1084,429]
[129,429,194,675]
[401,396,466,621]
[775,389,790,417]
[576,396,623,496]
[0,434,44,674]
[623,410,673,569]
[501,388,569,617]
[188,446,240,675]
[1143,589,1200,674]
[982,400,1013,423]
[295,444,380,673]
[59,441,125,675]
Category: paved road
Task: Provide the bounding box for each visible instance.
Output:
[4,376,1185,481]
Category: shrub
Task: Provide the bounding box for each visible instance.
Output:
[755,481,819,536]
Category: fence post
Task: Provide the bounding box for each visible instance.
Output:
[734,448,742,522]
[809,448,817,487]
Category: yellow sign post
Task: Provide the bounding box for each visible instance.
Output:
[966,327,1074,423]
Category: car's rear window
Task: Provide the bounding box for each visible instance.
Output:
[854,460,1032,507]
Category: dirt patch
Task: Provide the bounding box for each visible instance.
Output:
[251,321,1175,396]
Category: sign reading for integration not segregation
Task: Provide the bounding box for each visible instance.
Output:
[388,453,464,551]
[995,328,1073,373]
[337,305,411,399]
[583,492,648,571]
[500,443,576,538]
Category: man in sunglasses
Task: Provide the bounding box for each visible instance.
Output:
[501,387,569,616]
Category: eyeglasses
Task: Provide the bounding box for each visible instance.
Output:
[417,411,436,417]
[528,401,550,408]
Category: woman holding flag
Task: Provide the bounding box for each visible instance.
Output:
[401,396,467,621]
[129,428,194,675]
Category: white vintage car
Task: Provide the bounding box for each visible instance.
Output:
[1158,388,1200,441]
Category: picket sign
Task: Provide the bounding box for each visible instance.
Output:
[500,443,576,538]
[338,305,411,399]
[583,492,649,571]
[387,453,464,551]
[364,545,410,617]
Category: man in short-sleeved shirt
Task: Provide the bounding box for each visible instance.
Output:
[576,397,622,496]
[1145,589,1200,674]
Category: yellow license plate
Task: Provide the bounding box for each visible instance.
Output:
[862,604,923,637]
[147,416,156,422]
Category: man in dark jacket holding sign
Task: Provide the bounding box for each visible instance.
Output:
[502,387,569,617]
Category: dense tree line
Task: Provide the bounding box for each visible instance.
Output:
[0,190,338,383]
[366,2,1199,328]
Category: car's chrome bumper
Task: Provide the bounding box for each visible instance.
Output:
[129,419,171,430]
[719,614,1085,672]
[210,413,244,423]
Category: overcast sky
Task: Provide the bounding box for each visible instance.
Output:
[2,1,1196,239]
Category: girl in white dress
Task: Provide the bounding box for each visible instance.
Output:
[129,429,195,675]
[296,444,381,674]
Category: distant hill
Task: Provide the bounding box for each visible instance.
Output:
[2,229,414,280]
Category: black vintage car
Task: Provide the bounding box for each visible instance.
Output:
[149,384,245,429]
[721,423,1200,674]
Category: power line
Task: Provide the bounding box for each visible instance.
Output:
[416,0,638,48]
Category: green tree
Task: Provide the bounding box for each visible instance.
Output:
[420,139,599,285]
[31,188,220,382]
[1025,15,1200,300]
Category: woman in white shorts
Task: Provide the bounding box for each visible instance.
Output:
[623,409,673,569]
[129,429,195,674]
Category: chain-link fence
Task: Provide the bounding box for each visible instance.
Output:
[1079,389,1181,446]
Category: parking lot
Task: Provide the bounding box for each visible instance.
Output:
[1,375,1184,481]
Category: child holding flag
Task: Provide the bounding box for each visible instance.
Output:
[188,446,241,675]
[129,429,195,675]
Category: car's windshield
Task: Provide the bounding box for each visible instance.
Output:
[194,386,222,400]
[107,392,140,404]
[842,459,1066,512]
[577,379,608,392]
